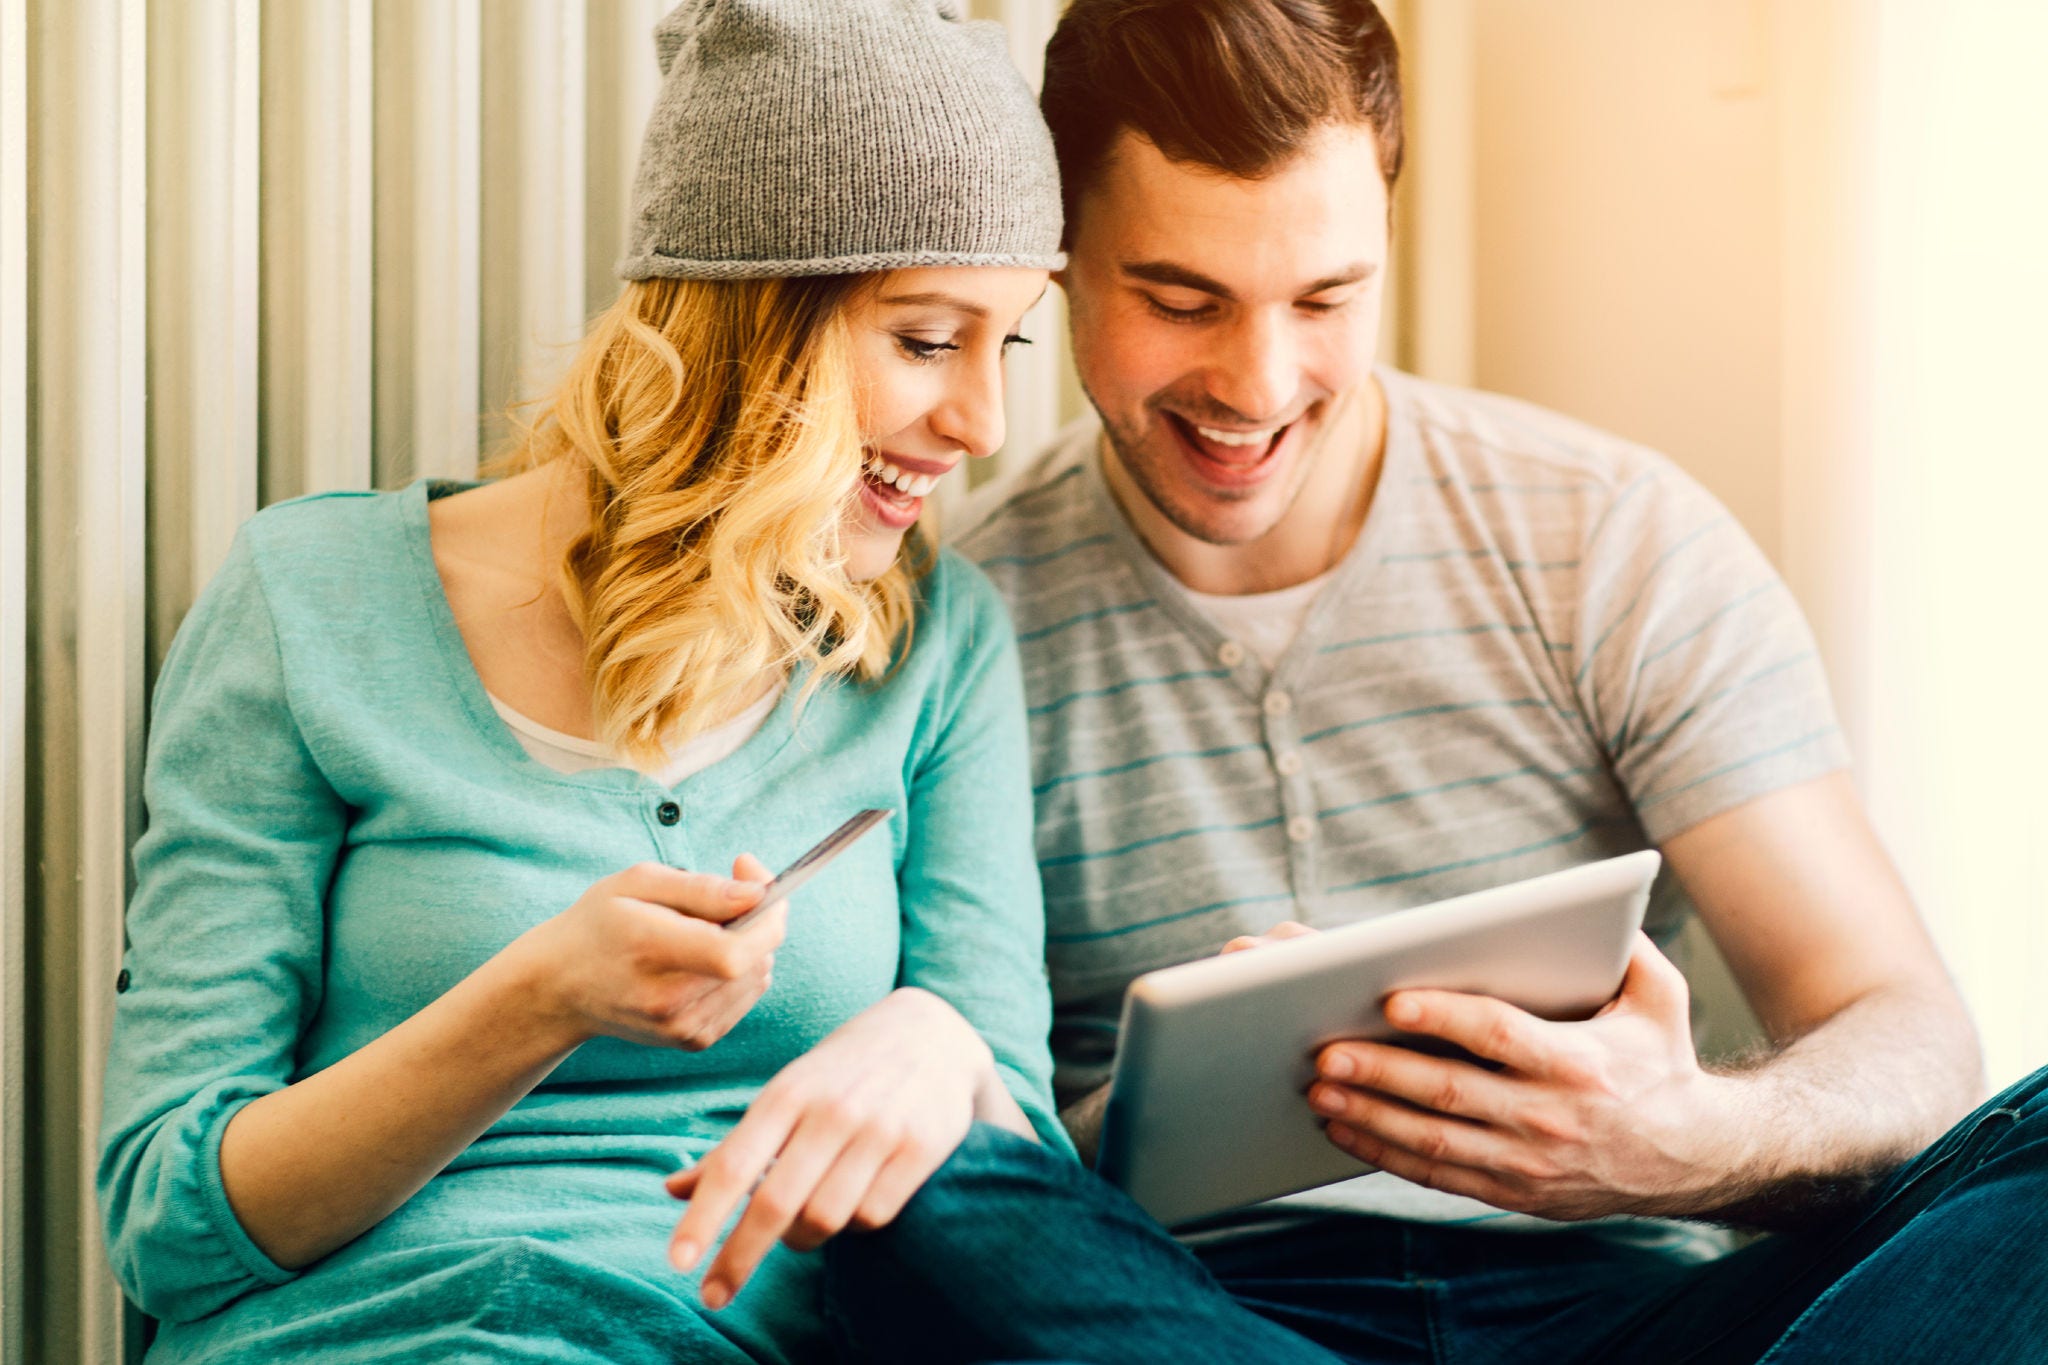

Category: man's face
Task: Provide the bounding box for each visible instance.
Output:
[1061,123,1391,547]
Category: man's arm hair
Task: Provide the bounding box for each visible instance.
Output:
[1659,775,1983,1230]
[1687,982,1981,1232]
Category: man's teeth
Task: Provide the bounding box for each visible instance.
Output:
[1194,424,1280,448]
[864,454,939,498]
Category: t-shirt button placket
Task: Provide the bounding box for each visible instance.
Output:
[655,800,682,826]
[1218,640,1247,668]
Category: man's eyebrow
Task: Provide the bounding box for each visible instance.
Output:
[1301,262,1378,295]
[876,290,989,319]
[1122,261,1235,300]
[1122,260,1380,300]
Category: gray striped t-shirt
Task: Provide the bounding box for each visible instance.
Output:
[952,367,1848,1238]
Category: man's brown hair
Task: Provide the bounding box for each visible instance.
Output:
[1041,0,1404,231]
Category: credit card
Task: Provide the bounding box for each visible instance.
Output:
[724,808,893,931]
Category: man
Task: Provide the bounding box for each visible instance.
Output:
[944,0,2046,1359]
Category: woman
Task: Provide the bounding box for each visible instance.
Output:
[97,3,1069,1360]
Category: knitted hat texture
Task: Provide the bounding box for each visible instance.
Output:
[618,0,1065,279]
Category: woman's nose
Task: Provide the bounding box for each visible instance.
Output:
[930,356,1008,460]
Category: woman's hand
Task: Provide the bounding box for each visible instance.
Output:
[664,986,995,1309]
[511,856,787,1053]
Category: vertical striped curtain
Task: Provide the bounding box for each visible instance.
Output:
[0,2,1075,1358]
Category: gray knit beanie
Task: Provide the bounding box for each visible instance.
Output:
[618,0,1065,280]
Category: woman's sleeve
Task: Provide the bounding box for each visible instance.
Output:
[95,529,350,1322]
[894,558,1074,1156]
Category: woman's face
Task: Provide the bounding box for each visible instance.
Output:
[842,266,1050,581]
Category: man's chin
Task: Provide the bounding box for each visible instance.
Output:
[1155,490,1292,548]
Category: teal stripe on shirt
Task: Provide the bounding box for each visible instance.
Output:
[1324,817,1623,895]
[1046,891,1300,944]
[1028,668,1233,718]
[1016,600,1156,643]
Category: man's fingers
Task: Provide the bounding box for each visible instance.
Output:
[1315,1041,1517,1124]
[614,860,763,925]
[731,852,772,885]
[1324,1121,1519,1208]
[1309,1083,1527,1173]
[1220,922,1320,955]
[698,1109,852,1308]
[1614,932,1691,1022]
[1381,989,1556,1075]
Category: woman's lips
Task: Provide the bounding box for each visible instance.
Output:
[858,470,923,531]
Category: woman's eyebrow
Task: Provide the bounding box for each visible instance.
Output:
[877,290,989,318]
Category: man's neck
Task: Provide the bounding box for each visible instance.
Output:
[1105,376,1389,596]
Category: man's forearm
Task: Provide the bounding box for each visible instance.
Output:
[1687,983,1982,1230]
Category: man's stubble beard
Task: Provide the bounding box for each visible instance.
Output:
[1089,388,1333,550]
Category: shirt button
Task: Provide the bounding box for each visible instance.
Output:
[1275,751,1303,777]
[1263,691,1293,718]
[1218,640,1247,668]
[656,801,682,826]
[1287,815,1316,844]
[115,968,131,994]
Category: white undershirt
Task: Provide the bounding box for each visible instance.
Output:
[489,683,783,787]
[1180,570,1335,669]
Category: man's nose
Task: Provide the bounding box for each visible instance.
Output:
[1203,309,1299,424]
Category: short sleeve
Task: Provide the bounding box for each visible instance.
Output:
[96,531,349,1322]
[893,556,1073,1156]
[1572,464,1851,843]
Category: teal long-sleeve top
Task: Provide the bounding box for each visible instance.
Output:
[97,481,1068,1364]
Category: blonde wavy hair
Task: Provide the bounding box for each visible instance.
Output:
[497,274,932,769]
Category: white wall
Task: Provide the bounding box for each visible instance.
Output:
[1777,0,2048,1090]
[1468,0,1784,559]
[1413,0,2048,1085]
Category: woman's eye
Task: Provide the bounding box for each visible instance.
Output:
[1143,295,1213,324]
[895,335,958,363]
[1001,333,1033,352]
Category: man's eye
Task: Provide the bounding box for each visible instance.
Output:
[1143,296,1213,323]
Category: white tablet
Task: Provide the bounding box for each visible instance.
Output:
[1096,850,1660,1227]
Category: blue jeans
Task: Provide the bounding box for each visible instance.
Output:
[823,1067,2048,1363]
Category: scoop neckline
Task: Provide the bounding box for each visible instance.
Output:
[399,477,806,797]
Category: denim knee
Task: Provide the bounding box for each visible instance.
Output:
[1992,1064,2048,1118]
[851,1121,1084,1256]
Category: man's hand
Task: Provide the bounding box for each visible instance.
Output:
[1221,921,1318,954]
[1308,933,1742,1221]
